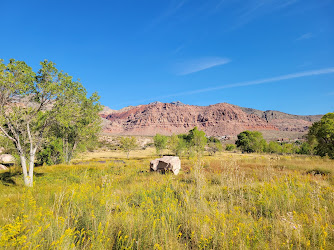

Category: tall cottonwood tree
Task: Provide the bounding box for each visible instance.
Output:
[0,59,100,186]
[308,112,334,159]
[51,87,101,164]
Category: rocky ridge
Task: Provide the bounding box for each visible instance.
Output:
[100,102,321,136]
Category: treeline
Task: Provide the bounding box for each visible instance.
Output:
[235,131,312,155]
[235,112,334,158]
[119,112,334,159]
[118,127,213,158]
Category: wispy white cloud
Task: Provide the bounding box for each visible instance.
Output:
[174,67,334,96]
[296,32,313,41]
[118,67,334,107]
[228,0,300,29]
[174,57,231,75]
[145,0,188,31]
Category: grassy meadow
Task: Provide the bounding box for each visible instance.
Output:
[0,151,333,249]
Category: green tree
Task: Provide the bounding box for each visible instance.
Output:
[168,134,187,156]
[0,134,16,155]
[296,142,312,155]
[153,134,168,156]
[267,141,282,154]
[168,134,179,155]
[307,112,334,159]
[225,144,236,151]
[36,137,63,165]
[207,141,223,155]
[188,127,207,156]
[235,130,266,153]
[52,91,101,164]
[119,136,137,159]
[207,137,223,156]
[282,143,296,154]
[0,59,99,186]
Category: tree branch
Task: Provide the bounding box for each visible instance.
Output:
[0,125,16,143]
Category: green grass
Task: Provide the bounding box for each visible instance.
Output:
[0,153,333,249]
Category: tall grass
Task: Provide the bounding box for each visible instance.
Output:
[0,154,333,249]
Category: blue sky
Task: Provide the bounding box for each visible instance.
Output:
[0,0,333,115]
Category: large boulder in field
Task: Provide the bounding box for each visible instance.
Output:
[0,154,15,163]
[0,164,8,170]
[150,156,181,175]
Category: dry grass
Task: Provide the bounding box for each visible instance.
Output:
[0,151,333,249]
[76,147,156,161]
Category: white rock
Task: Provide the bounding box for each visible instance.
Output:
[150,156,181,175]
[0,154,15,163]
[0,164,8,170]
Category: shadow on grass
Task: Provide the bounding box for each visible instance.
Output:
[306,168,331,176]
[0,170,44,186]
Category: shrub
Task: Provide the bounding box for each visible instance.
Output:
[225,144,236,151]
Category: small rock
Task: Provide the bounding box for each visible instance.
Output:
[0,154,15,163]
[0,164,8,170]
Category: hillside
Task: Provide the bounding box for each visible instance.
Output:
[100,102,322,137]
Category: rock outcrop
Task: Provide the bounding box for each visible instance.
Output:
[100,102,322,136]
[150,156,181,175]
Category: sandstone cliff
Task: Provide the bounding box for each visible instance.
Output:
[100,102,321,136]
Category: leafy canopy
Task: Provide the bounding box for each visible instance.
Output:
[119,136,137,159]
[0,58,101,186]
[153,134,168,156]
[236,130,266,153]
[308,112,334,159]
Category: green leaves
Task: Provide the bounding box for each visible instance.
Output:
[188,127,207,155]
[119,137,138,158]
[0,58,102,185]
[153,134,168,156]
[308,112,334,159]
[236,130,266,153]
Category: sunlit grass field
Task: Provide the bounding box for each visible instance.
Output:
[0,152,333,249]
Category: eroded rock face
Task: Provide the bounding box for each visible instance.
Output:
[100,102,322,136]
[0,154,15,163]
[150,156,181,175]
[102,103,277,136]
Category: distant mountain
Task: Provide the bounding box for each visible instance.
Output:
[99,102,322,136]
[239,107,322,132]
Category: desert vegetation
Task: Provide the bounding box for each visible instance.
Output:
[0,59,101,186]
[0,154,333,249]
[1,59,333,249]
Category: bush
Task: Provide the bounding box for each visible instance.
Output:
[37,138,64,166]
[207,141,223,155]
[236,131,267,153]
[225,144,236,151]
[267,141,282,154]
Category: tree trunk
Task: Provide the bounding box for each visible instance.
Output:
[65,137,68,164]
[68,141,77,164]
[20,154,31,186]
[27,148,37,187]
